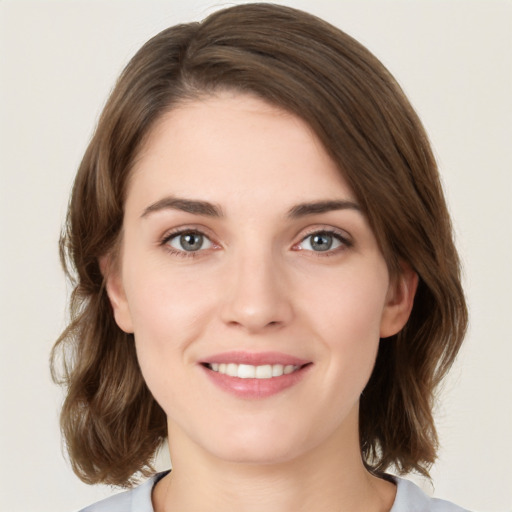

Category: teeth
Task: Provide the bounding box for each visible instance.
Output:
[255,365,272,378]
[272,364,284,377]
[208,363,300,379]
[283,364,296,374]
[238,364,256,378]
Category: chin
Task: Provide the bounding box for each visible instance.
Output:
[199,421,312,466]
[212,442,300,466]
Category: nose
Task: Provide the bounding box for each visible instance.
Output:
[219,247,294,333]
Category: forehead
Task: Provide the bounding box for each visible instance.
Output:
[127,92,356,215]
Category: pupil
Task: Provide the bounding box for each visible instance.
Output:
[311,233,332,251]
[180,233,202,251]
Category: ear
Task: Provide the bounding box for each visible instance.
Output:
[380,262,418,338]
[99,254,134,334]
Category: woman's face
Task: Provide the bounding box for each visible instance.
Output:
[107,92,415,466]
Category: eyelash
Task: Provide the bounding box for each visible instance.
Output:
[294,228,353,257]
[160,227,352,258]
[160,228,213,258]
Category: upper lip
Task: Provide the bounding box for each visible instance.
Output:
[200,351,310,366]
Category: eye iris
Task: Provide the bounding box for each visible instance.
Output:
[311,233,332,251]
[180,233,203,251]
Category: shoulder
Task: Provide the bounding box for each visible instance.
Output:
[78,472,471,512]
[78,472,169,512]
[391,476,472,512]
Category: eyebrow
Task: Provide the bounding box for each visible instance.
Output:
[141,196,361,219]
[287,199,361,218]
[141,197,224,218]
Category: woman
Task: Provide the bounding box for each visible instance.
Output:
[51,4,468,511]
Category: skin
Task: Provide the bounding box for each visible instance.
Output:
[105,92,418,512]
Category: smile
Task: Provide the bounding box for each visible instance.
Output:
[205,363,300,379]
[200,353,312,399]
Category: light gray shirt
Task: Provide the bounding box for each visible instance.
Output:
[79,471,471,511]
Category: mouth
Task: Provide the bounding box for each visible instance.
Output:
[202,362,306,379]
[199,352,312,399]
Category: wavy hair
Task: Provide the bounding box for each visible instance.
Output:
[51,3,467,486]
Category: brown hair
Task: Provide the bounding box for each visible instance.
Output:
[51,3,467,487]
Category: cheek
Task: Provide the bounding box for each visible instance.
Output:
[305,263,389,389]
[125,268,215,417]
[124,256,215,341]
[120,257,217,392]
[304,261,389,341]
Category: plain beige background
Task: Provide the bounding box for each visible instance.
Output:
[1,1,511,511]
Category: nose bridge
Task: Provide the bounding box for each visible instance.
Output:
[220,238,292,332]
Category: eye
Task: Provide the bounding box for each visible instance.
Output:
[297,231,348,252]
[166,231,213,252]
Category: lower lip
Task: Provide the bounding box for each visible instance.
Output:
[201,364,311,399]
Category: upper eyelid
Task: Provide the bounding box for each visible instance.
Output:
[159,224,352,248]
[297,225,352,242]
[161,228,217,257]
[160,225,216,244]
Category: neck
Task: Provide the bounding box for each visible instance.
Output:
[153,411,396,512]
